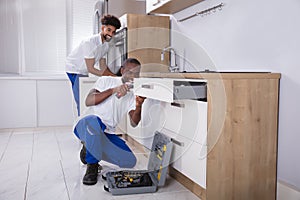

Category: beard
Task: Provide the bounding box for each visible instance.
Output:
[104,34,112,42]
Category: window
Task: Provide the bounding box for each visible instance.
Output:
[0,0,97,75]
[22,0,67,74]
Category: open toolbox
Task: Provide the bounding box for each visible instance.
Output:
[103,131,173,195]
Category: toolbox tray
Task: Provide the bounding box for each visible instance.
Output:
[104,131,173,195]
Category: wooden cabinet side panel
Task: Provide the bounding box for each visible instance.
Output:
[126,14,170,72]
[206,78,279,200]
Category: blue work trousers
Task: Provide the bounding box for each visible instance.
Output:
[74,115,137,168]
[67,73,88,116]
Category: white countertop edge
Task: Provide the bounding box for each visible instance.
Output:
[0,73,69,80]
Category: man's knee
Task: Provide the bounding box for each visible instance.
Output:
[119,154,137,168]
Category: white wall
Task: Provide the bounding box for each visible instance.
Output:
[171,0,300,190]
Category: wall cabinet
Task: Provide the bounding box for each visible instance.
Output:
[146,0,204,14]
[118,14,170,73]
[133,72,280,200]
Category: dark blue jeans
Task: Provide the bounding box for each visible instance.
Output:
[66,72,88,116]
[74,115,137,168]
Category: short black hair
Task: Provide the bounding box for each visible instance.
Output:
[101,14,121,30]
[123,58,141,68]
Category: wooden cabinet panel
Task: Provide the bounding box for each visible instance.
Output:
[120,14,170,73]
[206,78,279,200]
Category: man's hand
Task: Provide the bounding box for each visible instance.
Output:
[129,96,146,127]
[135,96,146,107]
[113,84,130,98]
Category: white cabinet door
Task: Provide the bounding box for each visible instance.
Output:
[79,77,98,115]
[0,80,37,128]
[171,135,207,188]
[37,80,74,126]
[162,99,207,144]
[127,99,164,149]
[159,99,207,188]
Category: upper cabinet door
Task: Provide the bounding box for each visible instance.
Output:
[146,0,204,14]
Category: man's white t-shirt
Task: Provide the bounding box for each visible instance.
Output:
[82,76,136,133]
[65,34,111,75]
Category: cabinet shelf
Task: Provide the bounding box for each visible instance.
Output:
[147,0,204,14]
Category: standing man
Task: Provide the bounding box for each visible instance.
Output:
[73,58,146,185]
[66,14,121,115]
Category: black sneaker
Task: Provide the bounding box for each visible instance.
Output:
[80,144,87,165]
[83,163,100,185]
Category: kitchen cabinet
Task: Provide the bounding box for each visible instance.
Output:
[0,80,37,128]
[126,98,164,149]
[160,99,208,188]
[118,14,170,73]
[131,72,280,200]
[37,80,74,126]
[146,0,204,14]
[0,78,73,129]
[78,77,98,116]
[128,76,208,187]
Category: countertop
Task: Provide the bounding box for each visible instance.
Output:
[140,72,281,79]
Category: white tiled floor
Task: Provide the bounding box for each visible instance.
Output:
[0,127,199,200]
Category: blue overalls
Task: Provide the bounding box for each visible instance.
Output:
[74,115,137,168]
[67,73,88,116]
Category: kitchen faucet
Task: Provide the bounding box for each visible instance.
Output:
[161,46,179,72]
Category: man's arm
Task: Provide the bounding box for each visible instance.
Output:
[85,58,116,76]
[129,96,146,127]
[99,58,116,76]
[85,88,114,106]
[85,84,130,106]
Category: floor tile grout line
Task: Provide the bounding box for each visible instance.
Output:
[54,129,71,200]
[0,130,13,165]
[23,131,35,200]
[53,130,64,161]
[23,163,31,200]
[59,160,71,200]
